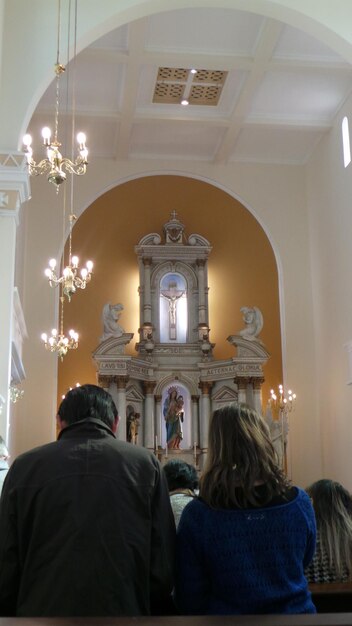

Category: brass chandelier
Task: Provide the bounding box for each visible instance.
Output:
[23,0,88,191]
[41,293,79,361]
[45,214,93,302]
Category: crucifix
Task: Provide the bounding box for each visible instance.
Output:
[161,281,185,340]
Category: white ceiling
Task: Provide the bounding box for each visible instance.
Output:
[28,7,352,166]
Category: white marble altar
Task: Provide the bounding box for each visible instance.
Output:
[93,214,270,467]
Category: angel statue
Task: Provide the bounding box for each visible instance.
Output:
[101,303,125,341]
[239,306,263,341]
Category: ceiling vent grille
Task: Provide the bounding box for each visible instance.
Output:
[153,67,227,106]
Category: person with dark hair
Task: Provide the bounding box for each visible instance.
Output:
[305,479,352,583]
[163,459,198,527]
[0,384,175,617]
[175,402,316,615]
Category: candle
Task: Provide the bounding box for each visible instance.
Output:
[165,441,168,457]
[155,435,158,450]
[193,441,197,458]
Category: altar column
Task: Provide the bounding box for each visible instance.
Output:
[155,394,162,449]
[143,381,156,449]
[98,374,120,431]
[115,376,129,441]
[191,395,199,448]
[252,377,265,414]
[143,258,152,325]
[197,259,207,327]
[199,381,213,449]
[234,377,248,404]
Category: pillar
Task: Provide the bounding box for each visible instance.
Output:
[143,381,156,449]
[252,377,265,415]
[197,259,207,327]
[115,376,129,441]
[155,394,162,449]
[234,377,250,404]
[191,394,199,448]
[198,381,213,449]
[143,258,152,325]
[0,153,30,446]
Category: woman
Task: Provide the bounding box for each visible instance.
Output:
[163,387,183,449]
[175,403,316,615]
[305,479,352,583]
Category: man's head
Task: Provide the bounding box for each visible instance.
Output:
[57,384,118,432]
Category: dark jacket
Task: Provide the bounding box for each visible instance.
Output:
[0,418,175,617]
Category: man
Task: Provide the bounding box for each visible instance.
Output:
[0,437,9,495]
[0,384,175,617]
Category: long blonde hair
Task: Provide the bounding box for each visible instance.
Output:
[200,403,290,509]
[306,479,352,579]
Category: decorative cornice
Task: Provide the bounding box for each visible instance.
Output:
[0,152,31,214]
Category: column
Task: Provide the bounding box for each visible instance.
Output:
[143,381,156,449]
[0,153,30,445]
[155,394,162,449]
[98,374,120,433]
[197,259,207,327]
[234,377,249,404]
[252,377,265,415]
[191,394,199,448]
[143,258,152,325]
[198,381,213,449]
[115,376,129,441]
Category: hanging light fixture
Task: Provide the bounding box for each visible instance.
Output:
[41,295,79,361]
[45,215,93,302]
[22,0,88,191]
[43,0,93,302]
[9,385,25,404]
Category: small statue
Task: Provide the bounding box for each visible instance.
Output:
[239,306,263,341]
[101,303,125,341]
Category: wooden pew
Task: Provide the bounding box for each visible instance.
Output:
[309,582,352,613]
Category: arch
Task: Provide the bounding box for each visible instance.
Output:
[74,169,286,371]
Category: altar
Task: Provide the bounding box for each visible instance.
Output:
[93,213,269,467]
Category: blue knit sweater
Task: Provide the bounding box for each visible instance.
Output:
[175,487,316,615]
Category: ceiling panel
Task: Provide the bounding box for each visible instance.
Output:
[231,126,325,163]
[145,9,264,55]
[249,70,352,121]
[130,121,225,160]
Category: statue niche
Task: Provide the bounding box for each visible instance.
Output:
[159,273,187,343]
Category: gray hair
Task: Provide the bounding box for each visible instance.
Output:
[0,436,9,458]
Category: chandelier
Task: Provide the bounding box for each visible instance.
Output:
[270,384,296,416]
[45,214,93,302]
[22,0,88,191]
[41,295,78,361]
[9,385,25,404]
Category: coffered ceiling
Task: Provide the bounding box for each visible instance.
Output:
[27,7,352,166]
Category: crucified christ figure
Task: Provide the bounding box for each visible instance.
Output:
[161,281,185,340]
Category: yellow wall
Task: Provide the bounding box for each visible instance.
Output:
[58,175,282,407]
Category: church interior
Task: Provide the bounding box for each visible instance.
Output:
[2,0,352,490]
